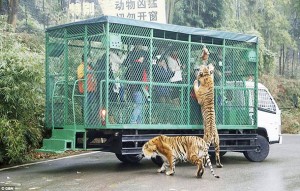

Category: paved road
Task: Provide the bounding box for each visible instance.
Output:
[0,134,300,191]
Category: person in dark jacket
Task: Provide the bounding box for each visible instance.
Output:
[125,50,149,124]
[152,56,174,123]
[153,56,174,103]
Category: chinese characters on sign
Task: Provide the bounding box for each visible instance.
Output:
[99,0,166,23]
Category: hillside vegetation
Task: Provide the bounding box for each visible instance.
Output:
[260,75,300,134]
[0,17,45,164]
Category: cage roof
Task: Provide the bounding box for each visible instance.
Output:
[46,15,258,43]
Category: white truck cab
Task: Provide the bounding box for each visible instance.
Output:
[246,82,282,144]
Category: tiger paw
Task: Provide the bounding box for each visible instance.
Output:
[157,168,166,173]
[204,162,208,168]
[196,170,204,178]
[216,163,223,168]
[166,171,175,176]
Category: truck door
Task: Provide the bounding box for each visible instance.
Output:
[257,89,281,142]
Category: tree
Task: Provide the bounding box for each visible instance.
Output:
[0,20,45,163]
[165,0,178,24]
[80,0,83,18]
[290,0,300,78]
[172,0,224,28]
[0,0,3,14]
[7,0,18,30]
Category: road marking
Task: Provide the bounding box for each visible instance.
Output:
[0,151,100,172]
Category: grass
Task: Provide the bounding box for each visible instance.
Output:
[281,109,300,134]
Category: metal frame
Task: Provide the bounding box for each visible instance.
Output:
[40,16,259,153]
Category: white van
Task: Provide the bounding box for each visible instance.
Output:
[246,82,282,144]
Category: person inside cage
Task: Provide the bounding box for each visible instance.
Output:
[122,43,146,68]
[167,49,183,83]
[109,49,127,102]
[153,56,174,103]
[190,64,203,124]
[165,48,185,105]
[93,49,126,124]
[212,47,223,86]
[77,54,98,125]
[152,56,175,123]
[125,50,149,124]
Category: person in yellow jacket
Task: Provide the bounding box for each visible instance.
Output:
[77,55,96,93]
[77,54,98,125]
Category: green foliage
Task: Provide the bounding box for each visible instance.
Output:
[0,17,45,164]
[171,0,297,76]
[260,75,300,134]
[0,119,29,164]
[220,0,298,76]
[173,0,224,28]
[281,80,300,134]
[282,109,300,134]
[263,50,275,74]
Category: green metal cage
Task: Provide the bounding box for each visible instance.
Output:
[41,16,258,152]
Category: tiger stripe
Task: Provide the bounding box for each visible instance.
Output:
[142,135,220,178]
[194,64,223,168]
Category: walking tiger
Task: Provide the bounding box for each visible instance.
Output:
[142,135,220,178]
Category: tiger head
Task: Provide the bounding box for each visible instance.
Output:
[197,64,214,86]
[142,135,165,159]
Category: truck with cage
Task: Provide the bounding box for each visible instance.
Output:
[37,16,282,164]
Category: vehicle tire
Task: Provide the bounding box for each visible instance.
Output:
[124,154,143,163]
[243,135,269,162]
[115,154,143,164]
[151,155,164,166]
[115,154,128,163]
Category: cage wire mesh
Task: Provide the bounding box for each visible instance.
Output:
[45,17,258,129]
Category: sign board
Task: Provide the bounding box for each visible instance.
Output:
[99,0,166,23]
[248,50,257,62]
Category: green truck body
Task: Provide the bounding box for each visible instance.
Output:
[39,16,269,163]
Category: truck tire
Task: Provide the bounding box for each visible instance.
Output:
[115,154,143,164]
[151,156,164,166]
[243,135,269,162]
[115,154,128,163]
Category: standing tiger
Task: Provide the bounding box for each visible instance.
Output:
[142,135,220,178]
[193,63,223,168]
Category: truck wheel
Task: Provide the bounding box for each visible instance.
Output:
[115,154,128,163]
[243,135,269,162]
[124,154,143,163]
[115,154,143,164]
[151,156,164,166]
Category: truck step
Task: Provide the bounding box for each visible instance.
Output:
[37,139,73,153]
[52,129,76,140]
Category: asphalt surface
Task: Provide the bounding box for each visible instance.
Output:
[0,134,300,191]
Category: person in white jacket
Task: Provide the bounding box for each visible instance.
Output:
[109,49,126,95]
[167,50,183,82]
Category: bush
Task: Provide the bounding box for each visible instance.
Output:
[0,118,42,164]
[282,109,300,134]
[0,18,45,164]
